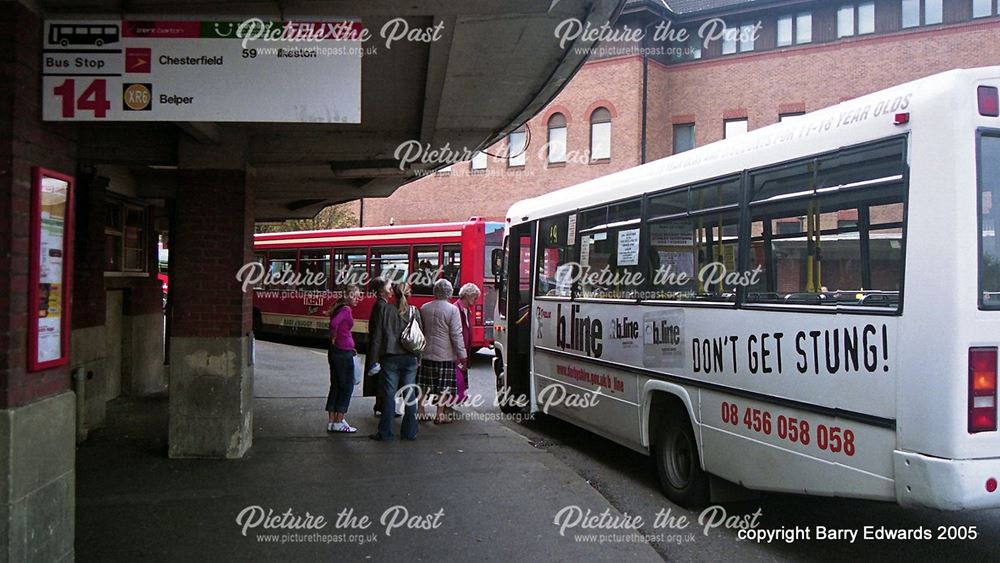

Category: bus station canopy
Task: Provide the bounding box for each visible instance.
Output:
[39,0,624,220]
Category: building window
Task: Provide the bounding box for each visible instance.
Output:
[547,113,567,164]
[779,112,806,122]
[739,22,756,52]
[722,21,756,54]
[590,107,612,161]
[105,199,147,273]
[973,0,993,18]
[903,0,942,27]
[671,31,702,61]
[724,118,748,138]
[778,13,812,46]
[508,128,526,167]
[471,150,487,171]
[838,2,874,37]
[722,28,737,54]
[673,123,695,154]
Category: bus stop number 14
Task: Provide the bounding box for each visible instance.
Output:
[52,79,111,118]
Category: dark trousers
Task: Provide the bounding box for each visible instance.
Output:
[325,348,355,413]
[376,354,418,440]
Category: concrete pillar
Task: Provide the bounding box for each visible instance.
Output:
[168,170,254,458]
[0,2,78,560]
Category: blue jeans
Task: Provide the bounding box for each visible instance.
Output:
[326,348,355,414]
[377,354,418,440]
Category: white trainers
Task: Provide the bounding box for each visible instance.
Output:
[332,420,357,433]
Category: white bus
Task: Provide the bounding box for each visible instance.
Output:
[490,66,1000,510]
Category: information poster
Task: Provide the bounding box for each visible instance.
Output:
[617,228,640,267]
[42,19,362,122]
[650,221,693,246]
[29,168,74,371]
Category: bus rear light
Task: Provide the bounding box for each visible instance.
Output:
[988,478,998,493]
[979,86,999,117]
[969,347,998,433]
[893,112,909,125]
[475,304,483,324]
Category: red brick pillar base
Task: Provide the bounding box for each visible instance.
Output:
[168,170,254,458]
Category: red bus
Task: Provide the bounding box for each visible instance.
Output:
[251,218,504,351]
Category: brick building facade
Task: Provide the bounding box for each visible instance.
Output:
[362,0,1000,226]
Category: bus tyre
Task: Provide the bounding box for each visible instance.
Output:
[654,412,708,508]
[95,39,103,46]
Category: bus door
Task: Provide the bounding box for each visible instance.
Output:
[504,222,534,405]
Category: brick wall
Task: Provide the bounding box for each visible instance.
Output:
[171,171,253,338]
[365,18,1000,226]
[0,2,78,409]
[362,57,645,226]
[71,173,107,328]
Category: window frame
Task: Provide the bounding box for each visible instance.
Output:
[672,123,696,154]
[977,129,1000,310]
[548,113,568,165]
[903,0,943,28]
[972,0,995,18]
[471,151,488,171]
[838,2,875,38]
[528,136,909,316]
[743,136,909,314]
[724,118,748,139]
[589,108,612,162]
[508,128,527,168]
[778,12,813,46]
[104,196,149,275]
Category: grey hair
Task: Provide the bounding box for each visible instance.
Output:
[433,278,454,300]
[458,282,481,300]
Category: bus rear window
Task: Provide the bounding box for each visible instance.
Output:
[979,132,1000,308]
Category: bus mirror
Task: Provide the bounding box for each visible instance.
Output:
[491,248,503,278]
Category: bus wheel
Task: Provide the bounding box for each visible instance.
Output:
[95,39,104,47]
[60,39,68,46]
[654,411,708,508]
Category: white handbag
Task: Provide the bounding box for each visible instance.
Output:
[400,306,426,354]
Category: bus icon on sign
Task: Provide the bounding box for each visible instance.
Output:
[48,24,120,47]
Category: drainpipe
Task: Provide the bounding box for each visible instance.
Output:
[72,367,89,443]
[641,51,648,164]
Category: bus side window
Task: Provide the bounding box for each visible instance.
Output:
[333,247,368,290]
[252,252,266,290]
[498,236,509,316]
[442,244,461,292]
[578,200,642,299]
[647,178,739,301]
[747,137,906,309]
[412,245,440,295]
[267,249,298,290]
[298,249,331,290]
[371,246,410,285]
[536,214,575,297]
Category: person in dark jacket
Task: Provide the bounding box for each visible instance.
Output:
[363,277,395,417]
[367,282,422,441]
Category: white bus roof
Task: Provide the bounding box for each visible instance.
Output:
[507,66,1000,226]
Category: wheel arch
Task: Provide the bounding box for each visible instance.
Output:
[642,381,700,458]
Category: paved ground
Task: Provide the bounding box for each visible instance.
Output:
[75,338,662,562]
